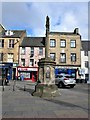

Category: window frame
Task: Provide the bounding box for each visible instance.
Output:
[31,47,34,56]
[70,40,76,48]
[50,39,56,47]
[30,59,34,66]
[21,47,25,55]
[60,53,66,63]
[21,59,25,66]
[84,51,88,56]
[0,53,3,61]
[50,53,56,61]
[39,47,43,55]
[0,39,4,48]
[85,61,89,68]
[60,39,66,48]
[8,39,14,48]
[7,53,14,62]
[71,53,76,62]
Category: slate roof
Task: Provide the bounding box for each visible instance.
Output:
[81,41,90,51]
[20,37,45,47]
[50,31,80,35]
[0,30,26,38]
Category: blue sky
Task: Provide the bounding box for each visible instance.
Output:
[1,2,88,40]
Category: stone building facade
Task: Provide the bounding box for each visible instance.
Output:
[46,17,81,79]
[0,27,26,80]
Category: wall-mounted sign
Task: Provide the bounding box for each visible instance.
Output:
[18,67,38,71]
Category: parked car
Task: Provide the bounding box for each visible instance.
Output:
[55,74,76,88]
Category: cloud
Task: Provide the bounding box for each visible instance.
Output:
[2,2,88,40]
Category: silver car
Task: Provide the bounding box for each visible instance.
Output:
[55,74,76,88]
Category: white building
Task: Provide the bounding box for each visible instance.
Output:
[81,41,90,82]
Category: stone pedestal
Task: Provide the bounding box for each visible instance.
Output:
[32,57,60,98]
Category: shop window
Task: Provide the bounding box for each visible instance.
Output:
[50,53,55,61]
[0,39,4,48]
[21,59,25,66]
[0,53,3,61]
[8,39,14,48]
[50,39,56,47]
[70,40,76,48]
[60,53,66,63]
[71,53,76,62]
[7,53,13,62]
[39,47,43,55]
[60,39,66,48]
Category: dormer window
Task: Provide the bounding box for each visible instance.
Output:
[5,30,14,36]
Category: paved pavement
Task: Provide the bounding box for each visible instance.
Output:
[1,80,89,119]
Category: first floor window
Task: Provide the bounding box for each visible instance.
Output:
[21,59,25,66]
[7,53,13,62]
[85,61,89,68]
[84,51,88,56]
[9,39,14,48]
[50,53,55,61]
[21,47,25,54]
[71,53,76,62]
[31,47,34,57]
[60,53,66,63]
[0,53,3,61]
[30,59,34,66]
[0,39,4,48]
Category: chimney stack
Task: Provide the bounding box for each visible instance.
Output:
[74,28,79,34]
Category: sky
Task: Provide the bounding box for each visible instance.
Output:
[1,2,89,40]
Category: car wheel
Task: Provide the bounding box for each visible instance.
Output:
[58,82,64,88]
[70,85,75,88]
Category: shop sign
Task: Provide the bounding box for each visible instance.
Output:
[18,67,38,71]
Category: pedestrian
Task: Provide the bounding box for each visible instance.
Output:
[20,74,24,81]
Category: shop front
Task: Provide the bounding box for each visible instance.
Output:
[17,66,38,81]
[0,62,13,80]
[55,66,78,79]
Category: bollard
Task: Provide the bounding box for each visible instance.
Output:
[24,85,26,91]
[13,85,15,91]
[3,85,4,91]
[2,80,5,91]
[13,80,16,91]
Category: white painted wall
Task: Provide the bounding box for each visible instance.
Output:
[81,50,88,79]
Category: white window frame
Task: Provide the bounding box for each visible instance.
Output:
[50,39,56,47]
[70,40,76,48]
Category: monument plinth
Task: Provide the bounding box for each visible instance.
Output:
[32,16,60,98]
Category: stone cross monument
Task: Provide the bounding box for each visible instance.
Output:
[32,16,60,98]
